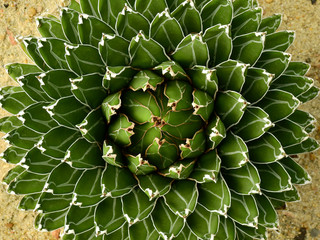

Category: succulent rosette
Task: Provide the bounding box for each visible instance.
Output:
[1,0,319,239]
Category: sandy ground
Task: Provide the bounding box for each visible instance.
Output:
[0,0,319,239]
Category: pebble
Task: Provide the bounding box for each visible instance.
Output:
[310,228,320,237]
[27,7,37,18]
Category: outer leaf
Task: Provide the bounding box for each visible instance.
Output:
[284,137,319,155]
[256,89,300,123]
[0,116,22,133]
[135,0,167,21]
[60,8,81,44]
[95,197,126,235]
[255,161,292,192]
[254,194,279,229]
[129,32,170,69]
[36,16,66,39]
[65,205,95,234]
[0,147,28,164]
[279,157,311,185]
[264,185,300,202]
[35,209,67,231]
[4,126,42,150]
[284,61,310,76]
[19,193,41,211]
[264,30,295,52]
[198,174,231,215]
[80,0,99,16]
[223,162,261,195]
[164,180,198,218]
[231,32,265,65]
[122,187,156,224]
[101,164,137,197]
[128,217,160,240]
[174,225,198,240]
[258,13,282,34]
[36,192,72,213]
[151,198,185,239]
[215,217,236,240]
[201,0,233,29]
[98,0,127,28]
[186,204,220,239]
[228,191,259,227]
[5,63,41,82]
[231,7,262,37]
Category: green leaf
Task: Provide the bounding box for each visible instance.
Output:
[241,67,273,104]
[215,91,248,129]
[298,85,319,103]
[186,204,220,239]
[258,14,282,34]
[171,225,198,240]
[284,61,310,76]
[203,24,232,66]
[65,44,105,75]
[66,205,95,234]
[127,154,157,175]
[40,70,77,99]
[101,92,121,124]
[146,137,179,169]
[35,209,67,231]
[44,96,90,128]
[223,162,261,194]
[164,180,198,218]
[135,0,167,21]
[232,106,273,141]
[150,9,184,53]
[38,126,81,159]
[80,0,99,16]
[172,1,202,35]
[71,73,107,109]
[69,0,81,11]
[38,38,69,69]
[270,119,308,147]
[2,165,26,185]
[95,197,126,234]
[236,223,267,240]
[8,170,48,195]
[255,161,292,192]
[137,173,172,200]
[73,168,103,206]
[264,185,300,202]
[122,187,156,224]
[17,74,53,103]
[98,0,127,28]
[0,116,22,133]
[206,114,226,149]
[64,138,104,169]
[232,0,256,16]
[160,158,196,179]
[36,16,66,39]
[36,192,72,213]
[256,89,300,122]
[270,75,313,98]
[4,126,42,150]
[247,132,285,163]
[153,61,188,81]
[22,148,59,174]
[129,32,170,69]
[187,66,218,97]
[0,147,28,164]
[192,89,214,121]
[254,50,291,78]
[21,103,57,133]
[129,70,163,91]
[103,66,137,94]
[0,86,35,114]
[60,8,81,44]
[116,6,150,40]
[164,80,193,111]
[265,30,295,52]
[18,193,41,211]
[231,7,262,37]
[101,164,137,197]
[279,157,311,185]
[218,132,249,169]
[45,163,83,194]
[18,37,51,71]
[254,194,279,228]
[78,14,114,47]
[228,191,259,227]
[231,32,265,65]
[5,63,41,82]
[128,217,160,240]
[98,34,130,66]
[180,129,206,158]
[102,141,125,167]
[189,150,221,183]
[215,60,248,92]
[76,108,106,143]
[287,110,316,132]
[215,217,236,240]
[198,174,231,214]
[104,223,129,240]
[172,34,209,68]
[201,0,233,29]
[151,198,185,239]
[284,137,319,155]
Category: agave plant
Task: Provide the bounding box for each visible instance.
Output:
[1,0,319,239]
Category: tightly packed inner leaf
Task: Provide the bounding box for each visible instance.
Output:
[1,0,319,239]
